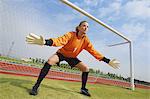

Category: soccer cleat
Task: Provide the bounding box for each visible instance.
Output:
[29,88,38,96]
[80,88,91,97]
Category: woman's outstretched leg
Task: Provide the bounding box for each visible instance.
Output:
[30,54,59,95]
[29,62,51,95]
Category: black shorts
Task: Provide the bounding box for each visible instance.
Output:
[56,52,81,68]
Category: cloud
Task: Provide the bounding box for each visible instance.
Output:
[83,0,99,7]
[74,0,99,7]
[73,2,93,14]
[96,0,150,22]
[70,0,150,22]
[121,22,146,41]
[73,0,101,15]
[123,0,150,19]
[51,13,76,24]
[97,1,121,20]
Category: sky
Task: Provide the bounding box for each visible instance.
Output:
[0,0,150,82]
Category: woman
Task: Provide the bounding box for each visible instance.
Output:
[26,21,120,96]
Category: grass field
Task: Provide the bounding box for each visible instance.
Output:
[0,73,149,99]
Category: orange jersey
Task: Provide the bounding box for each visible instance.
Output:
[51,32,104,60]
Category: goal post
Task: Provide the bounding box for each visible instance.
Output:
[60,0,134,90]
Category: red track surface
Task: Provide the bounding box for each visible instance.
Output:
[0,61,149,89]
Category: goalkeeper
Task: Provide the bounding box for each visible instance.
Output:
[26,21,120,97]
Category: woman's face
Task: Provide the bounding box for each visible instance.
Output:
[78,22,89,34]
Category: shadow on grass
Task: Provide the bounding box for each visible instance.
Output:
[0,77,79,95]
[0,78,31,91]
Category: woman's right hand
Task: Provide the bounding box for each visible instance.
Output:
[26,33,45,46]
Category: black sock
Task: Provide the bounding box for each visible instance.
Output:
[81,72,89,89]
[33,62,51,90]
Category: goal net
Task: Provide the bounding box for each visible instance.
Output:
[0,0,134,90]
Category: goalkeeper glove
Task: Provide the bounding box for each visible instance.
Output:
[102,57,120,69]
[108,59,120,69]
[26,33,45,45]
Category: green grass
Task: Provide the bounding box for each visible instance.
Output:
[0,74,149,99]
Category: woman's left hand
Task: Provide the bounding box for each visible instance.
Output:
[108,59,120,69]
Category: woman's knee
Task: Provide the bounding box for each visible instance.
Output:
[76,62,89,72]
[47,54,59,65]
[47,58,56,65]
[83,66,89,72]
[79,65,89,72]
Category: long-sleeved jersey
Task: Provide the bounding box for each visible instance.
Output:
[50,32,104,60]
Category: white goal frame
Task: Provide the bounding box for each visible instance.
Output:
[60,0,134,90]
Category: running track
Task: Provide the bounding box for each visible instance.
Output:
[0,61,149,89]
